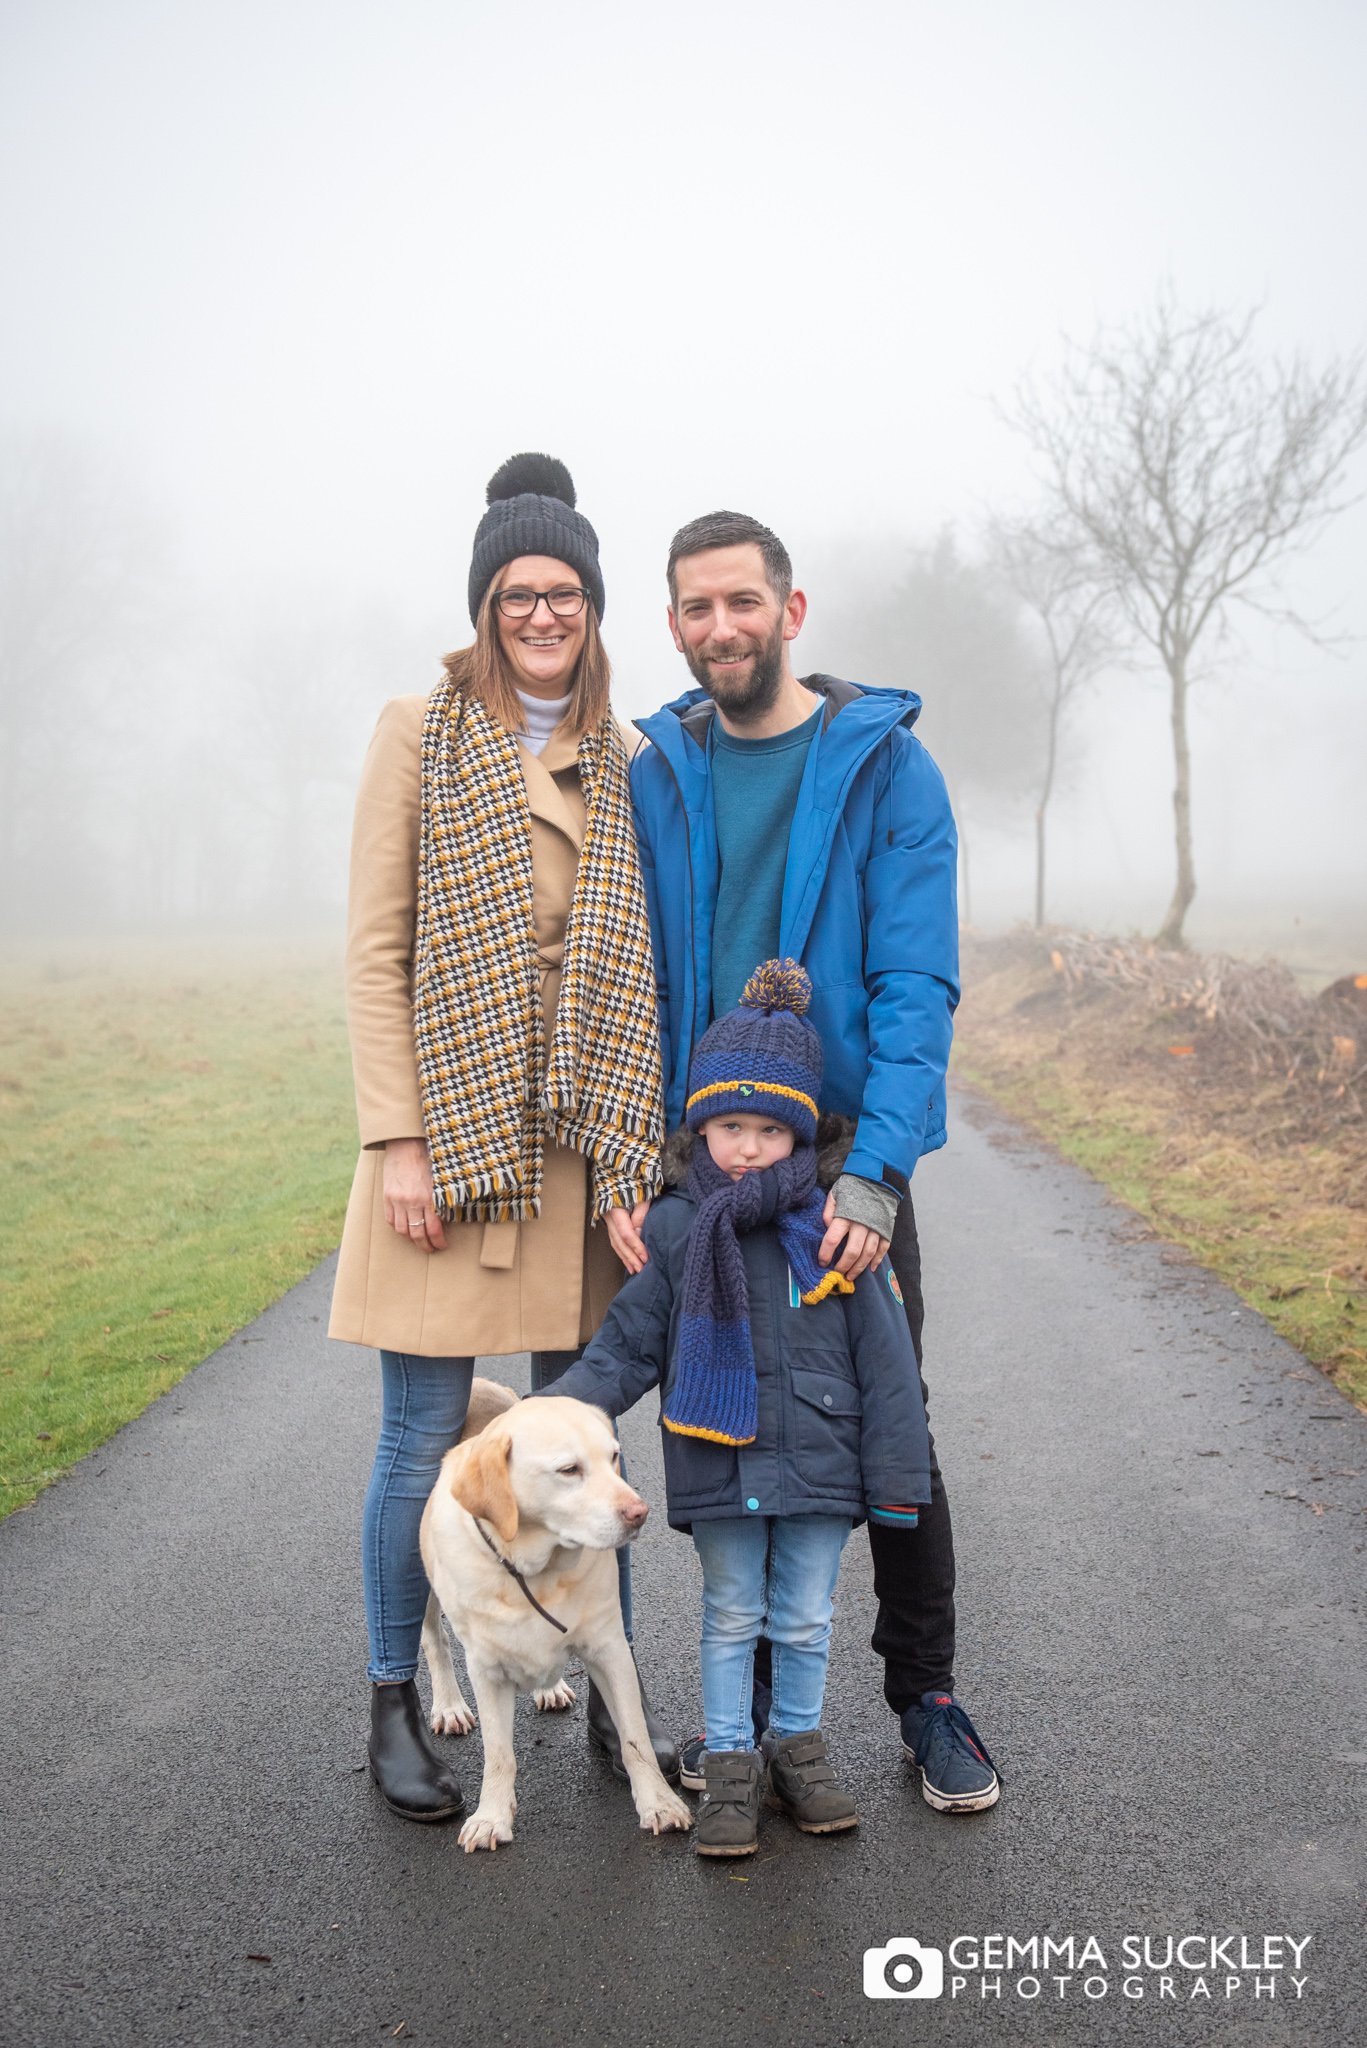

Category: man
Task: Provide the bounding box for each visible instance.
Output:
[619,509,998,1813]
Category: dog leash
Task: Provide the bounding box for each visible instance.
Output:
[473,1519,568,1634]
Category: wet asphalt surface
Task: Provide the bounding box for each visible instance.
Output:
[2,1086,1364,2048]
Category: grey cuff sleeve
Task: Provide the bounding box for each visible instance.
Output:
[830,1171,899,1241]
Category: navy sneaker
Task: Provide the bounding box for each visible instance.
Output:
[679,1735,708,1794]
[900,1691,1000,1813]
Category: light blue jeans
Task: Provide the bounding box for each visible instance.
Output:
[363,1352,474,1684]
[362,1349,632,1684]
[691,1514,852,1751]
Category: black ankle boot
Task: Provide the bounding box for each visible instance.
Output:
[368,1681,465,1823]
[586,1666,682,1784]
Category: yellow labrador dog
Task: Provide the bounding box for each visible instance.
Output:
[419,1383,692,1854]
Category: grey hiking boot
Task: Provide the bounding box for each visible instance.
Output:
[695,1748,763,1858]
[762,1728,858,1834]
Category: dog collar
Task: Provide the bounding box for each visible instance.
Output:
[473,1518,569,1634]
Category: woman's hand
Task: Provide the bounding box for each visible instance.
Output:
[606,1199,652,1275]
[817,1191,889,1280]
[383,1136,448,1252]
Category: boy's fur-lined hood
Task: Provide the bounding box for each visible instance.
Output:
[662,1114,857,1191]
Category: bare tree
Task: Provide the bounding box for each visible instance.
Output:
[988,514,1116,929]
[1006,294,1367,947]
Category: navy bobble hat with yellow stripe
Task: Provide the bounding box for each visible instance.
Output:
[685,958,822,1144]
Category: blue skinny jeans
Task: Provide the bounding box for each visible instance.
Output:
[691,1513,852,1751]
[362,1348,632,1684]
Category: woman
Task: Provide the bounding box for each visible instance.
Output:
[329,454,675,1822]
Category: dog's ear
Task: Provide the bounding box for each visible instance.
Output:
[449,1423,519,1546]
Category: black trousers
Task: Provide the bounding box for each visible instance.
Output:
[868,1196,957,1709]
[755,1196,957,1716]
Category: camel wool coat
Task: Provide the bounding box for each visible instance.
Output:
[328,692,626,1357]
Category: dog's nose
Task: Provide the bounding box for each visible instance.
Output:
[620,1496,648,1530]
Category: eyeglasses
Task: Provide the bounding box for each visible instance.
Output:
[493,585,589,620]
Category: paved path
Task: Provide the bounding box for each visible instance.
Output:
[3,1089,1364,2046]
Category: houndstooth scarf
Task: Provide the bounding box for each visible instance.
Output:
[413,677,664,1222]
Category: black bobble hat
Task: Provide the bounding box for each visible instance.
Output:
[467,453,605,625]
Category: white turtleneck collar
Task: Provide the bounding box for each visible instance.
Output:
[515,688,573,757]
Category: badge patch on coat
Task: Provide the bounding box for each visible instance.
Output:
[885,1263,904,1305]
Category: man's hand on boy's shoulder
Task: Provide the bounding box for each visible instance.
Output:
[819,1174,895,1279]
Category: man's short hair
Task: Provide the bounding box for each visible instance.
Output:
[666,510,793,606]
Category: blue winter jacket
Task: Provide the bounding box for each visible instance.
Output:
[631,675,959,1199]
[546,1193,933,1532]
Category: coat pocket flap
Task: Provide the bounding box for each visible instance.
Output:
[790,1368,861,1419]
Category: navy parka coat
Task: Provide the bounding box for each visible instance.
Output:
[546,1193,933,1532]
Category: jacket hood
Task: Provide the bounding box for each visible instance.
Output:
[637,673,922,759]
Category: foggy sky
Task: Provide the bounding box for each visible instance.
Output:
[2,0,1365,957]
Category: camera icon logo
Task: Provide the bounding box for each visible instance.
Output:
[863,1939,945,1999]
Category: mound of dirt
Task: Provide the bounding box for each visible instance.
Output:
[955,929,1367,1397]
[963,929,1365,1159]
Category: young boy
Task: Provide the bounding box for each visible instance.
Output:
[546,959,932,1857]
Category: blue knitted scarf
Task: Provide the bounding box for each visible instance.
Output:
[662,1143,854,1447]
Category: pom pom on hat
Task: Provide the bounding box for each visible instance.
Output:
[485,452,577,508]
[740,957,812,1017]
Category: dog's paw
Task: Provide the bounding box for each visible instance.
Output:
[459,1809,515,1854]
[532,1681,576,1713]
[430,1700,477,1737]
[635,1786,693,1835]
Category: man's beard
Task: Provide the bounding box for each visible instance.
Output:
[683,624,785,724]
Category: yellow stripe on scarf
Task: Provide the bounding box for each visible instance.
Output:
[802,1269,856,1304]
[662,1417,758,1446]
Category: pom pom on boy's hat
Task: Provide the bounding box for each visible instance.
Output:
[685,958,823,1145]
[468,452,605,625]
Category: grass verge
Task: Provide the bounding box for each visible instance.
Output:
[955,936,1366,1409]
[0,946,354,1517]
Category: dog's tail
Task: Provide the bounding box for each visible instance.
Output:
[459,1376,519,1444]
